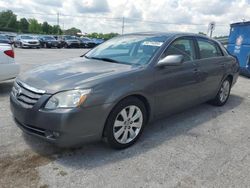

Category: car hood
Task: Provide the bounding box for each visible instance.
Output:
[18,57,138,93]
[45,40,57,42]
[66,39,80,43]
[21,39,39,43]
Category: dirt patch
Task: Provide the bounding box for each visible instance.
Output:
[58,170,68,176]
[0,150,54,188]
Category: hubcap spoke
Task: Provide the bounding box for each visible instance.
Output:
[114,126,125,139]
[120,109,128,121]
[131,110,141,121]
[129,129,136,139]
[128,106,135,118]
[131,122,142,128]
[121,129,129,143]
[114,120,124,127]
[220,80,230,102]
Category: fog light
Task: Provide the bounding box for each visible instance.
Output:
[52,131,60,137]
[45,131,60,139]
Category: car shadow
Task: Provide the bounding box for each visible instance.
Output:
[0,80,14,97]
[23,94,244,170]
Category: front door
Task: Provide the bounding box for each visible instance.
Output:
[154,37,201,117]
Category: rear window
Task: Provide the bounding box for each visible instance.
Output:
[0,35,8,40]
[21,36,34,39]
[197,39,223,59]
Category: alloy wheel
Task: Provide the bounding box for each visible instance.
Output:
[113,105,143,144]
[219,80,230,103]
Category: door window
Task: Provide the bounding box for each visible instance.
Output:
[197,39,223,59]
[161,38,196,62]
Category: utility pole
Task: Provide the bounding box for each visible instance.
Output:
[57,12,60,35]
[207,21,215,38]
[122,17,125,35]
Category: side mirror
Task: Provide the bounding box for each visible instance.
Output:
[157,55,184,67]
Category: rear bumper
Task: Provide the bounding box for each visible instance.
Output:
[10,92,114,147]
[0,64,20,81]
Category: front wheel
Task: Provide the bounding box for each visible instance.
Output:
[210,78,231,106]
[104,97,147,149]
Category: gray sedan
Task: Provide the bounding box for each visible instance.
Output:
[10,32,239,149]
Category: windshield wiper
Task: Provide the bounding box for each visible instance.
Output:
[85,56,120,63]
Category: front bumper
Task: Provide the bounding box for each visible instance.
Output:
[67,43,81,48]
[47,42,60,48]
[22,43,40,48]
[10,93,113,147]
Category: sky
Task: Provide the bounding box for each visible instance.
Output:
[0,0,250,36]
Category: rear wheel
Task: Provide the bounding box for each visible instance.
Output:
[104,97,147,149]
[210,78,231,106]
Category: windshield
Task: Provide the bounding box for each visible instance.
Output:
[64,36,75,40]
[82,37,91,41]
[0,35,8,40]
[85,35,168,65]
[21,36,34,39]
[43,36,55,40]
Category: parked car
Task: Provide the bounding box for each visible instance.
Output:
[58,35,81,48]
[10,32,239,149]
[92,38,104,46]
[0,44,19,81]
[80,37,97,48]
[38,35,61,48]
[14,35,40,48]
[0,34,13,45]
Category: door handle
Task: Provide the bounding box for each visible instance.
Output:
[193,68,199,74]
[193,68,202,82]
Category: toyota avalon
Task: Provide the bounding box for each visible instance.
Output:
[10,32,239,149]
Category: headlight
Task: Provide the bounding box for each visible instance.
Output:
[44,89,91,109]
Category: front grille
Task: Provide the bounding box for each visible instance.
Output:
[28,41,37,44]
[12,81,46,109]
[15,118,46,137]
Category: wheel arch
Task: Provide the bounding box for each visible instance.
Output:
[226,74,233,84]
[102,93,152,137]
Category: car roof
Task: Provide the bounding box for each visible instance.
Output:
[123,31,219,44]
[123,31,209,38]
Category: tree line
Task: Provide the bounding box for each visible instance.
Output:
[0,10,119,39]
[0,10,62,34]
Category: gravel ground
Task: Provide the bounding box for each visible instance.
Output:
[0,48,250,188]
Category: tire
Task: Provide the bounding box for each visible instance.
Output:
[210,78,232,106]
[64,43,69,48]
[43,43,47,48]
[104,97,147,149]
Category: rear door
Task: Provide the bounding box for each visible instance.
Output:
[154,37,201,117]
[195,37,226,101]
